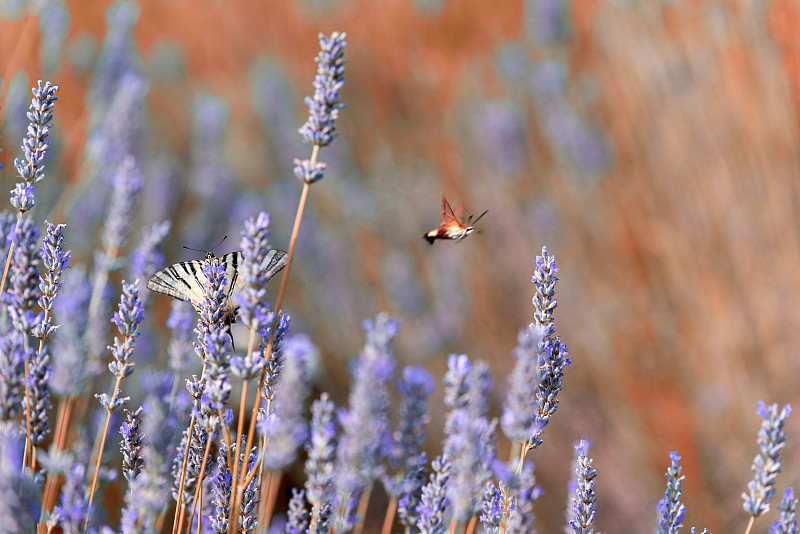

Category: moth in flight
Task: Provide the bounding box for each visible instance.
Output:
[424,194,488,244]
[147,249,288,325]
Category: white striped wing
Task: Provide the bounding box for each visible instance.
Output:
[147,249,288,315]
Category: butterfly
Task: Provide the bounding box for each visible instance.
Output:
[147,249,288,325]
[424,194,488,244]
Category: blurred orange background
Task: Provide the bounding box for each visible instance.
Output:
[2,0,800,532]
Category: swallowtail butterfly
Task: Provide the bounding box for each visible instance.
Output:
[146,249,288,324]
[424,194,488,244]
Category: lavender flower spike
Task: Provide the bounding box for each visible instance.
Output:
[567,439,596,534]
[26,345,52,444]
[769,488,798,534]
[298,32,347,148]
[10,80,59,213]
[120,406,145,482]
[128,220,171,289]
[236,211,276,332]
[305,393,337,534]
[101,156,143,254]
[656,451,686,534]
[0,421,41,532]
[197,259,233,410]
[416,455,451,534]
[34,221,70,342]
[6,216,42,336]
[743,402,792,517]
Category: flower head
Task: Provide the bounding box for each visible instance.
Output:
[298,32,347,148]
[743,402,792,517]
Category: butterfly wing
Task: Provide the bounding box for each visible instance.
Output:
[147,259,207,309]
[223,249,288,296]
[441,194,458,226]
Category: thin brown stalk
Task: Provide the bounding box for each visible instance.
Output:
[262,470,282,531]
[23,360,32,470]
[84,375,123,531]
[254,468,272,534]
[229,376,250,527]
[196,485,203,534]
[174,504,187,534]
[744,516,755,534]
[230,177,313,534]
[0,241,15,297]
[171,415,197,534]
[448,519,458,534]
[353,484,373,534]
[380,498,397,534]
[464,516,478,534]
[187,428,215,534]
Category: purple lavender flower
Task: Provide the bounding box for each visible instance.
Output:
[769,488,798,534]
[396,452,428,532]
[305,393,337,534]
[0,331,27,421]
[261,313,291,402]
[567,439,596,534]
[128,220,170,291]
[10,80,59,213]
[238,443,260,534]
[36,1,70,75]
[333,314,397,528]
[235,211,277,333]
[0,211,16,251]
[293,158,327,184]
[141,370,186,477]
[120,406,144,482]
[416,455,451,534]
[298,32,347,149]
[197,259,232,410]
[53,463,89,534]
[480,483,503,533]
[656,451,686,534]
[118,471,162,534]
[210,436,233,534]
[506,461,542,534]
[95,280,143,411]
[26,345,51,444]
[501,327,542,443]
[50,266,91,397]
[37,221,70,317]
[0,421,40,533]
[743,402,792,517]
[5,216,42,336]
[384,366,434,499]
[167,300,196,378]
[287,488,309,534]
[101,156,142,254]
[259,335,314,471]
[171,424,212,506]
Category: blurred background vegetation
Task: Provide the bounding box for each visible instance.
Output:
[2,0,799,531]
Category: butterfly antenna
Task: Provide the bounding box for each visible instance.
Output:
[182,244,208,254]
[210,235,228,253]
[472,209,489,225]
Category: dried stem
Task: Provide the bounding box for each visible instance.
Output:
[380,498,397,534]
[187,432,215,534]
[84,375,123,531]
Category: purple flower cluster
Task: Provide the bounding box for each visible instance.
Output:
[6,217,42,336]
[656,451,686,534]
[567,439,596,534]
[26,346,52,444]
[128,220,171,291]
[417,455,451,534]
[35,221,70,336]
[197,259,233,410]
[298,32,347,148]
[119,406,145,482]
[236,211,276,332]
[743,402,792,517]
[305,393,336,534]
[10,80,58,214]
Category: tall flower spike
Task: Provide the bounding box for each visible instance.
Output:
[287,488,309,534]
[259,335,314,471]
[656,451,686,534]
[101,156,143,254]
[197,259,232,410]
[236,211,275,332]
[743,402,792,517]
[128,220,170,291]
[26,345,51,444]
[0,331,26,421]
[416,455,451,534]
[567,439,596,534]
[6,216,42,336]
[120,406,145,482]
[0,421,40,532]
[10,81,59,213]
[305,393,337,534]
[49,267,91,397]
[35,221,70,341]
[333,314,397,529]
[769,488,798,534]
[167,300,196,378]
[298,32,347,148]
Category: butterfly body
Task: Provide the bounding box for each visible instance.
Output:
[147,249,288,324]
[424,194,487,244]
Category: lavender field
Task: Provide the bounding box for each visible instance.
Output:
[0,1,798,533]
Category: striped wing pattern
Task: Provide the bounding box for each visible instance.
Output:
[147,249,288,314]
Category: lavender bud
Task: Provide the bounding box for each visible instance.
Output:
[656,451,686,534]
[743,402,792,517]
[298,32,347,148]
